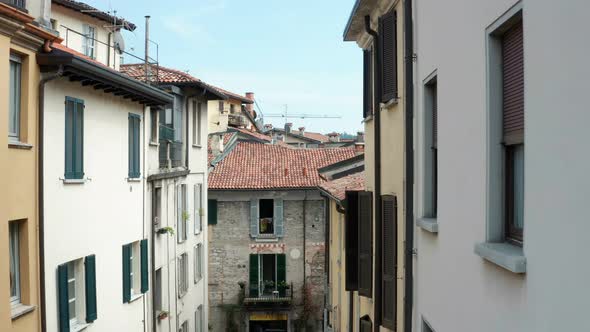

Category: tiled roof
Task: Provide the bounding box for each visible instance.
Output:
[208,132,237,164]
[320,172,365,202]
[209,142,356,190]
[52,0,136,31]
[120,64,204,84]
[213,86,253,104]
[293,130,330,143]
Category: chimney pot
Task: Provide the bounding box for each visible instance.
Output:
[298,127,305,134]
[285,123,293,134]
[245,92,255,115]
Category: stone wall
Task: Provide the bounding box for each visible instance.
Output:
[208,190,326,331]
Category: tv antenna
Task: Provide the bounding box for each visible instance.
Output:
[264,104,341,122]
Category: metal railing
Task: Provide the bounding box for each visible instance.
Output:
[158,125,182,168]
[0,0,26,10]
[244,282,293,304]
[228,113,247,127]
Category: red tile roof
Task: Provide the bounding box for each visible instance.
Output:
[320,172,365,202]
[213,86,253,104]
[209,142,356,190]
[208,132,237,164]
[120,63,205,84]
[293,130,330,143]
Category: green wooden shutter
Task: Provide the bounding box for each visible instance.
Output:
[208,199,218,225]
[382,195,397,329]
[74,99,84,179]
[274,198,284,237]
[249,254,259,297]
[358,191,373,298]
[57,263,70,332]
[277,254,286,297]
[84,255,97,323]
[128,114,141,178]
[250,199,259,237]
[140,239,149,293]
[122,244,131,303]
[379,10,398,102]
[64,98,75,179]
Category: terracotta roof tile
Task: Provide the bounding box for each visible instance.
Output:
[320,172,365,201]
[209,142,356,190]
[120,63,204,84]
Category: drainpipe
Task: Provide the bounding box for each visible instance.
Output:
[39,65,64,332]
[150,182,156,332]
[403,1,415,331]
[364,15,383,332]
[323,196,330,328]
[302,191,307,290]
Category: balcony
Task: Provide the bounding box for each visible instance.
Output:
[0,0,26,11]
[243,282,293,310]
[158,125,183,168]
[228,113,247,127]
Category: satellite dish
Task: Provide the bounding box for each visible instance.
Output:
[113,31,125,54]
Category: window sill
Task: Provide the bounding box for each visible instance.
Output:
[417,218,438,233]
[127,178,142,183]
[381,97,399,109]
[192,144,202,149]
[10,303,35,320]
[8,141,33,150]
[254,236,279,243]
[362,115,374,123]
[474,242,526,274]
[129,293,143,303]
[71,322,91,332]
[62,178,87,184]
[149,141,159,147]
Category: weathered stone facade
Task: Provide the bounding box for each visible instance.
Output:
[208,190,326,331]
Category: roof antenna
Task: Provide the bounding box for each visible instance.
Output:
[144,15,150,83]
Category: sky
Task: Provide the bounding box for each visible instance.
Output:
[82,0,363,135]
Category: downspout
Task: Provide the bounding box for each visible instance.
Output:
[39,64,64,332]
[302,191,307,290]
[364,15,383,332]
[403,1,415,331]
[323,196,330,330]
[151,182,156,332]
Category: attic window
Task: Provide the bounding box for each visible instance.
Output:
[259,199,274,235]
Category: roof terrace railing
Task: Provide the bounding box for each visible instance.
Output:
[1,0,26,11]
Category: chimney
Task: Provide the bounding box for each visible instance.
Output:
[210,134,225,157]
[264,124,273,131]
[285,123,293,134]
[354,143,365,154]
[357,131,365,143]
[328,132,340,143]
[245,92,255,115]
[298,127,305,135]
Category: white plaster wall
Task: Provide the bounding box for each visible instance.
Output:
[43,79,146,332]
[51,5,121,69]
[414,0,590,331]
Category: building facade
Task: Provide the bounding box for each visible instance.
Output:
[341,0,411,331]
[0,1,60,331]
[208,140,356,331]
[413,1,590,331]
[208,90,258,134]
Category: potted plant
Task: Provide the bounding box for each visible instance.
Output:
[157,310,169,321]
[156,226,175,235]
[277,281,289,296]
[182,211,190,221]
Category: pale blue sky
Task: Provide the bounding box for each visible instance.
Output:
[83,0,363,134]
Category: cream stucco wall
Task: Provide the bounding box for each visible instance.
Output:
[0,34,42,332]
[43,79,146,332]
[327,200,350,332]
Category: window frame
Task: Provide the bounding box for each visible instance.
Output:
[128,113,141,179]
[194,244,202,284]
[64,96,84,179]
[194,184,202,234]
[423,73,438,219]
[177,184,188,243]
[83,24,96,59]
[9,53,22,142]
[178,253,189,297]
[258,199,275,235]
[150,108,159,144]
[192,101,202,146]
[195,305,203,332]
[66,259,86,328]
[9,222,21,305]
[154,268,162,312]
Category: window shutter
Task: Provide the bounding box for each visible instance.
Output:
[84,255,97,323]
[57,263,70,332]
[358,191,373,297]
[432,83,438,148]
[65,99,75,179]
[194,184,202,234]
[250,199,259,237]
[249,254,259,297]
[82,25,88,55]
[208,199,218,225]
[122,244,131,303]
[363,49,373,118]
[382,195,397,329]
[502,20,524,144]
[274,198,284,237]
[277,254,287,296]
[140,239,149,293]
[360,316,372,332]
[345,191,359,291]
[379,10,398,102]
[128,115,141,178]
[74,100,84,179]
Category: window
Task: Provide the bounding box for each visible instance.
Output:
[178,253,189,297]
[173,98,183,142]
[230,104,235,113]
[177,184,188,242]
[195,305,203,332]
[9,53,22,141]
[218,101,224,113]
[153,187,162,227]
[208,199,218,225]
[122,240,148,303]
[128,114,141,178]
[154,269,162,312]
[259,199,274,235]
[9,222,21,305]
[192,101,202,146]
[345,191,359,291]
[57,256,97,330]
[179,320,188,332]
[358,191,373,298]
[502,20,524,245]
[382,195,397,329]
[248,254,286,297]
[424,76,438,218]
[82,24,96,59]
[194,244,202,284]
[65,97,84,179]
[150,108,158,143]
[363,49,373,118]
[379,10,398,102]
[194,184,203,234]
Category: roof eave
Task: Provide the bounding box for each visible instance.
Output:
[52,0,137,31]
[343,0,378,42]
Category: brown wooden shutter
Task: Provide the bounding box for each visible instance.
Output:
[358,191,373,298]
[502,20,524,144]
[379,10,398,102]
[363,49,373,118]
[345,191,360,291]
[382,195,397,329]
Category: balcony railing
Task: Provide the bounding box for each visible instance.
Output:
[158,125,182,168]
[243,282,293,309]
[1,0,26,10]
[228,113,247,127]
